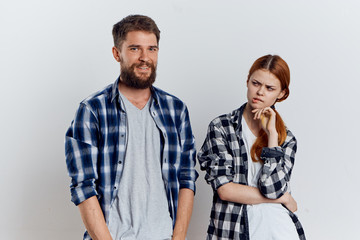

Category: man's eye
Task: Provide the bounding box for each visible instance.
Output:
[130,47,138,51]
[149,47,158,52]
[252,81,259,86]
[267,87,274,91]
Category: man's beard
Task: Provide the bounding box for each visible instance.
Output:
[120,62,156,89]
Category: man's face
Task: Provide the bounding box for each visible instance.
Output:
[114,31,159,89]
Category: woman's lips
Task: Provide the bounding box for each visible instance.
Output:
[252,98,263,103]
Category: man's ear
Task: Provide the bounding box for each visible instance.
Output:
[112,47,121,62]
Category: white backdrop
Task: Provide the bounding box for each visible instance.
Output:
[1,0,359,239]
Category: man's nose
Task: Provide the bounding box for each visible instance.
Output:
[139,50,149,62]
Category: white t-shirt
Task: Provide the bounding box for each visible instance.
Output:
[241,117,299,240]
[108,93,173,240]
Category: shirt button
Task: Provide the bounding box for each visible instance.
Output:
[114,186,117,189]
[152,112,156,116]
[121,134,124,137]
[163,133,167,138]
[118,161,122,164]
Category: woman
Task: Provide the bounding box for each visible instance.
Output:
[198,55,305,240]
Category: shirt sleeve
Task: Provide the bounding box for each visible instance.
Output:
[65,103,100,205]
[258,131,297,199]
[197,121,234,192]
[178,106,199,193]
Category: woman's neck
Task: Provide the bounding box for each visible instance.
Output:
[243,104,261,137]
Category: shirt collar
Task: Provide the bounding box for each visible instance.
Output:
[110,77,120,103]
[110,76,160,110]
[231,103,247,133]
[149,86,160,106]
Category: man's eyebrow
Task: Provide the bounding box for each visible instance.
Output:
[127,44,158,48]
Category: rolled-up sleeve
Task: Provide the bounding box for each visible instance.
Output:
[258,131,297,199]
[197,122,234,191]
[178,106,199,193]
[65,103,100,205]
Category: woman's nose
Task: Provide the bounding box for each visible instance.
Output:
[257,87,264,95]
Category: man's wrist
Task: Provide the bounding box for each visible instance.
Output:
[172,234,186,240]
[172,227,186,239]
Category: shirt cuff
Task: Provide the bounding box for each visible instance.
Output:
[260,146,284,159]
[179,181,197,194]
[71,183,98,206]
[211,175,233,191]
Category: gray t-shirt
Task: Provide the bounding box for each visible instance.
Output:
[108,92,173,240]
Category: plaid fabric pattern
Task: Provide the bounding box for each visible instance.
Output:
[65,77,198,240]
[197,103,305,240]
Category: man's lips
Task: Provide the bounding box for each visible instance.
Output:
[136,63,152,72]
[137,66,149,70]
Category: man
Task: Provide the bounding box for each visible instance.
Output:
[65,15,198,240]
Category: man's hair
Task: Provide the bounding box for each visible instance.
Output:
[112,15,160,48]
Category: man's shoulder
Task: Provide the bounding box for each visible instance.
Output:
[152,86,187,108]
[80,83,114,109]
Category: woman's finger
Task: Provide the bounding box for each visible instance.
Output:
[253,109,260,120]
[257,109,263,120]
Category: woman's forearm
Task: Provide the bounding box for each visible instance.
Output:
[267,131,279,148]
[217,182,285,205]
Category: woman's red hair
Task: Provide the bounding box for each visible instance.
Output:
[248,55,290,162]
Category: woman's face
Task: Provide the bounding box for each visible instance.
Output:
[246,69,285,110]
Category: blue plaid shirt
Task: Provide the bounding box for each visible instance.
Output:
[65,78,198,239]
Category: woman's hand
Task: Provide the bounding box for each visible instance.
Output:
[279,192,298,213]
[252,107,279,147]
[252,107,277,135]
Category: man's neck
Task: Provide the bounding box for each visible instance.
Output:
[118,82,152,110]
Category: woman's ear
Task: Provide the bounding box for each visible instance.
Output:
[278,89,286,100]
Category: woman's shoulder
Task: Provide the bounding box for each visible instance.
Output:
[209,107,242,127]
[284,127,297,145]
[285,127,295,137]
[209,112,232,126]
[206,107,244,137]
